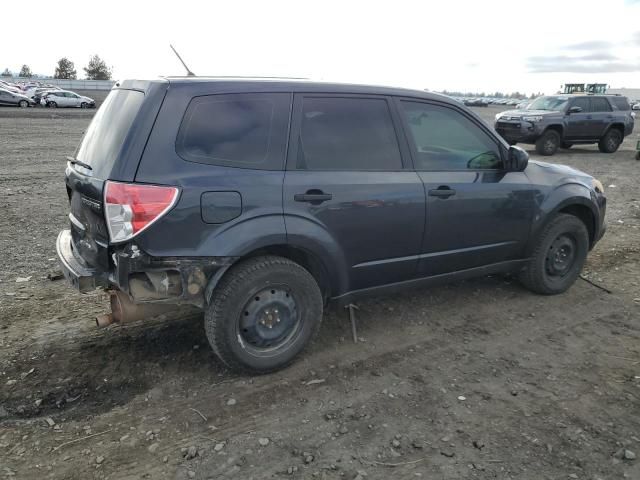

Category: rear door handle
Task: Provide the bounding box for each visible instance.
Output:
[428,187,456,198]
[294,191,333,204]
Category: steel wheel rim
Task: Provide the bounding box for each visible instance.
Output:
[545,234,576,277]
[237,286,300,353]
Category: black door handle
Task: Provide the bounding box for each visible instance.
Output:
[428,187,456,198]
[294,190,333,204]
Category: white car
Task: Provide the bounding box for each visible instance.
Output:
[42,90,95,108]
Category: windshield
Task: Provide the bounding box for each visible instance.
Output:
[527,96,569,112]
[75,89,144,179]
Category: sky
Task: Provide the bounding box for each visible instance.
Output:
[3,0,640,95]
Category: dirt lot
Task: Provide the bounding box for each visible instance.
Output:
[1,104,639,480]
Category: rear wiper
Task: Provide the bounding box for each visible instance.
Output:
[66,156,92,170]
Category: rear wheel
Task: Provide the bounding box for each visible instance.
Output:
[535,130,560,156]
[598,128,622,153]
[205,256,323,374]
[18,100,28,108]
[519,214,589,295]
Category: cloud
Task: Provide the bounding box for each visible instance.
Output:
[565,40,612,50]
[527,55,640,73]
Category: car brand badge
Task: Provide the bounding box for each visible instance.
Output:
[81,196,102,212]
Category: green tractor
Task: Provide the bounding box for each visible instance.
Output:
[562,83,608,94]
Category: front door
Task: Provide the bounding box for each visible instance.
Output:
[396,99,535,276]
[283,95,426,294]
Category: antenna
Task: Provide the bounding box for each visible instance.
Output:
[170,44,195,77]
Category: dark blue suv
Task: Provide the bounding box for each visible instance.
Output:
[57,78,606,373]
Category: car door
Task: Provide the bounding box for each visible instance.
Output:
[69,92,81,107]
[283,94,425,293]
[396,99,535,277]
[588,97,613,138]
[0,91,9,105]
[564,97,592,140]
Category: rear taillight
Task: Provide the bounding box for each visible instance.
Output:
[104,181,179,243]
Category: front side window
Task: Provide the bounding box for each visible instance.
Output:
[296,97,402,170]
[176,93,290,170]
[570,97,590,112]
[400,101,502,170]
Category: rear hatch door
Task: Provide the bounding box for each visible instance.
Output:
[66,84,164,270]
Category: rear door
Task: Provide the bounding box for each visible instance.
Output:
[396,99,534,276]
[66,88,149,269]
[588,97,613,137]
[283,94,425,293]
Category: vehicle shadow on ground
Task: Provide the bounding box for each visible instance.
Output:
[2,275,523,422]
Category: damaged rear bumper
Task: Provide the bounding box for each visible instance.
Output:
[56,229,108,292]
[57,229,237,307]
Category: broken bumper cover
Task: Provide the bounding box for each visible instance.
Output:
[56,229,108,293]
[57,229,238,306]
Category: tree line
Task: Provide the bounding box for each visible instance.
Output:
[1,55,112,81]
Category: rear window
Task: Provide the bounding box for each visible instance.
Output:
[176,93,290,170]
[609,96,630,111]
[75,89,144,179]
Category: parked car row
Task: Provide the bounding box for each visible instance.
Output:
[0,82,95,108]
[449,96,529,108]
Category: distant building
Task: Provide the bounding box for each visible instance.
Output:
[607,88,640,102]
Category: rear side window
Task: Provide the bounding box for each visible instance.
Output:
[609,96,630,111]
[176,93,290,170]
[75,89,144,179]
[591,97,612,112]
[296,97,402,170]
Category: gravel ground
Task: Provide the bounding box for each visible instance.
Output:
[0,104,639,480]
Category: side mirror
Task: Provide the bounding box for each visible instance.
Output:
[507,145,529,172]
[568,106,582,114]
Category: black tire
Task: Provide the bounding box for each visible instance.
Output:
[519,214,589,295]
[48,101,57,108]
[535,130,560,156]
[18,100,28,108]
[80,102,88,109]
[205,256,323,374]
[561,142,573,149]
[598,128,622,153]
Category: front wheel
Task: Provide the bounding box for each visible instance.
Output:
[205,256,323,374]
[48,101,57,108]
[598,129,622,153]
[535,130,560,156]
[519,214,589,295]
[18,100,28,108]
[80,102,88,109]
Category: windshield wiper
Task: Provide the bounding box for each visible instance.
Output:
[66,156,92,170]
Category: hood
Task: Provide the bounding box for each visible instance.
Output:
[498,109,559,119]
[527,160,593,188]
[81,96,95,102]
